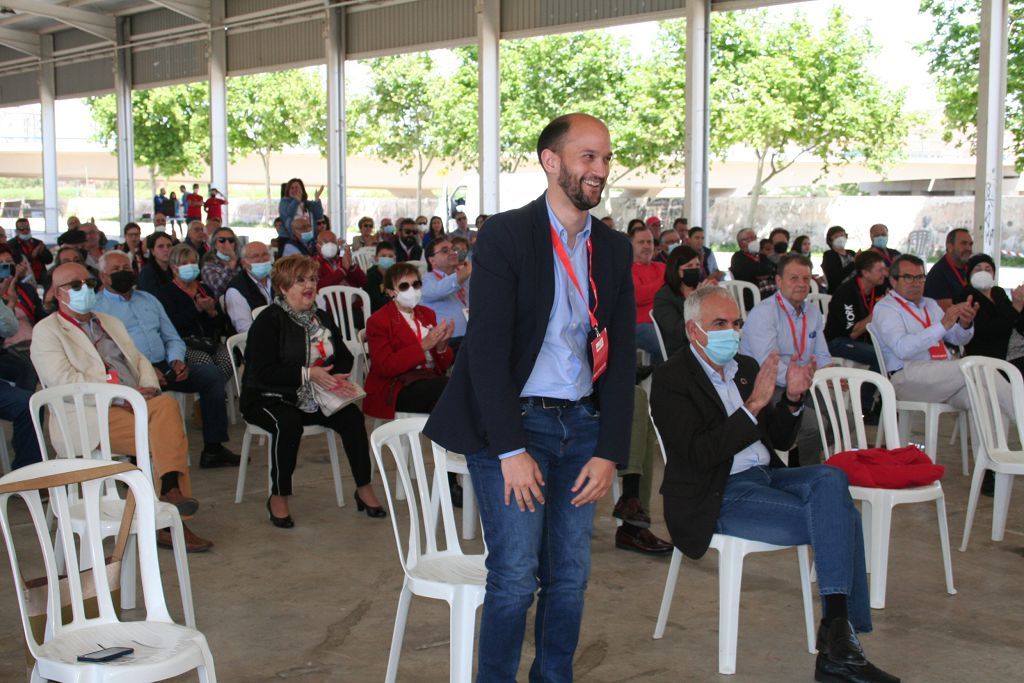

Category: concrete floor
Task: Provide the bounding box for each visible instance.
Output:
[0,414,1022,682]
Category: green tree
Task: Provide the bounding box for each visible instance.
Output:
[227,69,325,219]
[710,7,910,223]
[918,0,1024,170]
[86,84,210,195]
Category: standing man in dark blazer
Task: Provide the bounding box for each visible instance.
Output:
[425,113,636,682]
[650,286,898,683]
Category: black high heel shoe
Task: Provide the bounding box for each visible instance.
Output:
[267,496,294,529]
[355,491,386,518]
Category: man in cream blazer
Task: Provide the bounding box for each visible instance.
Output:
[31,263,212,552]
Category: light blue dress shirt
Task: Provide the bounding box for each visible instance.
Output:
[94,288,186,364]
[871,291,973,373]
[422,270,469,338]
[739,293,832,387]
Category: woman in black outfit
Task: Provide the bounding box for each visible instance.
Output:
[138,232,175,294]
[954,253,1024,374]
[821,225,855,292]
[652,246,716,358]
[241,254,385,528]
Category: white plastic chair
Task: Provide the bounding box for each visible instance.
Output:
[354,247,376,273]
[0,459,216,682]
[649,416,815,674]
[226,333,346,507]
[430,447,479,541]
[370,418,486,683]
[721,280,759,321]
[29,383,196,627]
[806,292,831,319]
[317,285,370,384]
[250,304,268,321]
[809,278,820,294]
[811,367,956,609]
[958,357,1024,550]
[649,309,669,361]
[865,323,969,474]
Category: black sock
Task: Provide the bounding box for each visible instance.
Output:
[160,472,179,495]
[823,594,849,625]
[622,474,641,500]
[204,442,219,451]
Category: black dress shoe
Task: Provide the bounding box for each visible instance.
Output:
[266,497,294,529]
[200,444,241,468]
[355,491,387,518]
[615,526,673,555]
[815,619,900,683]
[612,496,652,528]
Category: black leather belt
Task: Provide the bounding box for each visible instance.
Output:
[520,396,594,410]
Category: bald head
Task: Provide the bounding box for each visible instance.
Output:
[537,113,611,213]
[51,263,90,291]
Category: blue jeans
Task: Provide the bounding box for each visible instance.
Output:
[0,383,42,470]
[467,402,601,683]
[827,337,880,411]
[635,322,664,366]
[716,465,872,633]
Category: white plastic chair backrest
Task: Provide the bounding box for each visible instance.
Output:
[864,323,889,376]
[319,285,370,343]
[429,440,464,547]
[807,292,831,318]
[721,280,758,321]
[370,418,463,576]
[810,367,900,459]
[29,383,151,476]
[354,247,376,272]
[251,304,268,321]
[0,460,170,653]
[959,357,1024,459]
[357,328,369,359]
[809,278,820,294]
[649,309,669,361]
[226,332,247,395]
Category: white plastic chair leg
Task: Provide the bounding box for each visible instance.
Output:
[934,496,956,597]
[120,534,138,610]
[923,408,940,464]
[717,540,745,674]
[449,589,478,683]
[235,429,254,503]
[992,473,1014,542]
[959,414,969,475]
[960,464,987,551]
[167,513,197,627]
[797,546,817,654]
[868,503,893,609]
[325,432,346,507]
[611,477,622,527]
[461,474,477,541]
[652,548,684,639]
[385,582,413,683]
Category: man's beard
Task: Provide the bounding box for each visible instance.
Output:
[558,165,604,212]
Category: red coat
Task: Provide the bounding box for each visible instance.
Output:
[363,302,454,419]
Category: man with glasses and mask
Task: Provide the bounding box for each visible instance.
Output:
[225,241,274,334]
[95,251,239,471]
[31,262,214,551]
[10,217,52,281]
[393,217,424,263]
[422,238,471,352]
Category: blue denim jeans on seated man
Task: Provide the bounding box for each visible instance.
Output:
[467,402,601,683]
[716,464,872,633]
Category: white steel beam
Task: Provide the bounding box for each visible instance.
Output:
[147,1,211,24]
[40,34,59,235]
[325,4,347,231]
[684,0,710,229]
[209,0,229,219]
[114,16,135,226]
[1,1,116,43]
[973,0,1009,269]
[477,0,500,215]
[0,27,40,57]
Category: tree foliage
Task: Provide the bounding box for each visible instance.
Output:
[918,0,1024,171]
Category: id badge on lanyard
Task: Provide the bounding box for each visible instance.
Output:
[550,226,607,383]
[895,295,949,360]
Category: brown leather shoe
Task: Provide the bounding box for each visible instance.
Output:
[157,524,214,553]
[159,488,199,517]
[615,526,673,555]
[612,496,651,528]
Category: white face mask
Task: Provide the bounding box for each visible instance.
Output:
[319,242,339,260]
[832,237,847,249]
[745,240,760,255]
[396,287,422,308]
[970,270,994,290]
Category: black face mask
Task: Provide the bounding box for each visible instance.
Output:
[681,268,702,288]
[773,241,789,254]
[109,270,136,294]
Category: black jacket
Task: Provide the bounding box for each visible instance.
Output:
[240,304,353,411]
[729,252,775,308]
[651,347,800,558]
[423,192,637,465]
[824,276,875,342]
[955,285,1024,360]
[225,270,271,313]
[652,285,687,358]
[822,249,855,292]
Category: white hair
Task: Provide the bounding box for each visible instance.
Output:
[98,249,131,272]
[683,285,737,324]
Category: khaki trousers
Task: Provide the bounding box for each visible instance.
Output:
[623,386,656,510]
[107,394,191,496]
[892,360,1014,417]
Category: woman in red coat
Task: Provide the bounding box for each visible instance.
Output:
[363,262,455,420]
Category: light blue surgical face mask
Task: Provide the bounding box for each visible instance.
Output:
[667,242,680,254]
[250,261,272,279]
[177,263,200,282]
[216,250,231,262]
[382,225,396,235]
[66,285,97,314]
[872,235,888,249]
[17,232,30,241]
[695,323,741,365]
[300,230,315,243]
[377,256,396,270]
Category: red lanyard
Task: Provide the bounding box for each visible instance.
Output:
[434,270,467,306]
[174,280,207,302]
[13,286,34,321]
[312,340,328,366]
[58,308,87,331]
[873,246,893,265]
[856,278,876,314]
[775,293,807,360]
[742,252,760,263]
[893,293,931,328]
[945,255,967,287]
[549,226,599,330]
[59,309,112,372]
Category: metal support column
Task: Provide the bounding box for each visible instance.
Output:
[325,5,347,230]
[114,16,135,226]
[477,0,500,215]
[209,0,229,222]
[973,0,1009,269]
[684,0,710,229]
[40,35,59,236]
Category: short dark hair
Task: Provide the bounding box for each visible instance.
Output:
[425,237,450,261]
[946,228,970,246]
[123,222,141,233]
[890,254,924,278]
[664,245,701,292]
[629,224,652,239]
[776,252,812,277]
[769,227,790,241]
[688,226,704,237]
[825,225,846,245]
[673,218,687,229]
[626,218,644,233]
[384,262,420,291]
[398,217,416,231]
[375,240,395,255]
[536,114,577,164]
[854,250,885,275]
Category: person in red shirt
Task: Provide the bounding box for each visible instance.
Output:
[203,188,227,223]
[185,183,204,221]
[630,223,666,365]
[315,230,367,328]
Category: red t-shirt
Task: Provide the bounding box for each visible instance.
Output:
[185,193,204,219]
[632,260,666,324]
[204,197,226,220]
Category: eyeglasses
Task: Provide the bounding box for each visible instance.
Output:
[435,247,452,255]
[217,237,236,244]
[359,223,372,229]
[893,274,926,283]
[395,280,423,292]
[59,278,98,291]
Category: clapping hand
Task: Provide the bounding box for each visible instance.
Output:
[309,364,339,390]
[1012,284,1024,311]
[420,324,446,351]
[957,295,979,327]
[745,352,779,416]
[785,357,816,403]
[435,319,455,351]
[331,372,362,398]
